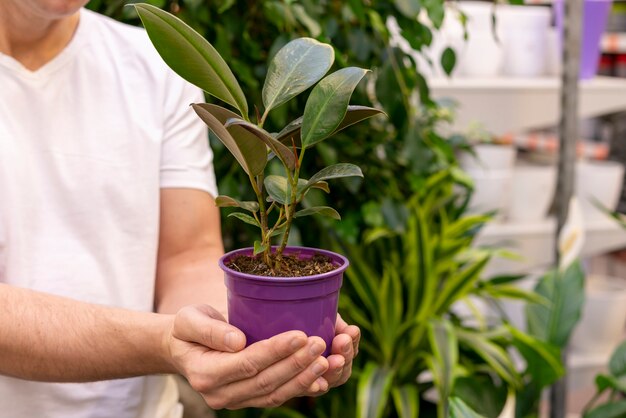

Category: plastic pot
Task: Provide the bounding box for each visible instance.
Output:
[219,246,347,356]
[576,160,625,223]
[459,144,517,173]
[508,163,557,223]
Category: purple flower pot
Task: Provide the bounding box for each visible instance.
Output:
[219,246,348,356]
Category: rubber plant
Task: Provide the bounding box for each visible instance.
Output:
[133,3,384,351]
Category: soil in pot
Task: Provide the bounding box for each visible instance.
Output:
[226,252,336,277]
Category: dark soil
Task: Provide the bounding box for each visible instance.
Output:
[226,252,337,277]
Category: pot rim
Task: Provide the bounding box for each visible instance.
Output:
[218,246,349,283]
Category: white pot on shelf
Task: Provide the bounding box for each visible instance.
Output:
[459,144,517,173]
[508,164,557,223]
[466,169,512,219]
[570,275,626,357]
[495,5,551,77]
[576,160,625,223]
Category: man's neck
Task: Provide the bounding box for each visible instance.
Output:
[0,3,80,71]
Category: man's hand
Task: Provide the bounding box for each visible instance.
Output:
[312,314,360,395]
[164,305,331,409]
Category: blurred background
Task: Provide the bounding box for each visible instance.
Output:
[88,1,626,417]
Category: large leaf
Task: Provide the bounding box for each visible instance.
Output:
[584,400,626,418]
[224,118,296,169]
[305,163,363,190]
[191,104,266,175]
[277,105,385,147]
[453,376,508,418]
[508,326,564,388]
[215,195,259,212]
[134,4,247,116]
[295,206,341,220]
[449,397,487,418]
[357,363,395,418]
[526,261,585,348]
[262,38,334,113]
[391,385,419,418]
[301,67,369,148]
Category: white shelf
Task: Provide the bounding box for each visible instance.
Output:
[602,32,626,54]
[429,76,626,135]
[475,217,626,276]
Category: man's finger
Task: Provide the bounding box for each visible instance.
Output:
[172,305,246,352]
[206,330,310,386]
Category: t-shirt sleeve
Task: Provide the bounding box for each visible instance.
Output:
[159,73,218,198]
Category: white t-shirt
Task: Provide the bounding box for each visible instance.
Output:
[0,8,218,418]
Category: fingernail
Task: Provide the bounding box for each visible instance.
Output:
[337,358,346,369]
[312,361,326,375]
[291,336,306,350]
[309,342,325,356]
[317,377,328,392]
[225,332,242,350]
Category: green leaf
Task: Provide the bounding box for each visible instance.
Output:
[428,319,458,405]
[486,274,528,286]
[526,261,585,347]
[449,397,487,418]
[262,37,334,114]
[301,67,370,149]
[423,0,445,28]
[264,176,308,205]
[295,206,341,220]
[453,376,508,418]
[609,340,626,377]
[215,195,259,212]
[254,240,268,255]
[277,105,385,148]
[292,4,322,37]
[224,118,296,169]
[595,374,626,393]
[310,181,330,193]
[456,329,519,387]
[508,326,564,388]
[394,0,421,18]
[227,212,260,227]
[434,254,490,314]
[191,104,266,175]
[584,399,626,418]
[391,385,419,418]
[479,284,550,306]
[357,363,395,418]
[441,47,456,76]
[134,4,248,116]
[305,163,363,190]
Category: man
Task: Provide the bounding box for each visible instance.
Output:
[0,1,359,417]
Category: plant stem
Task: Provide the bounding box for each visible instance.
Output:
[276,148,305,264]
[249,173,271,266]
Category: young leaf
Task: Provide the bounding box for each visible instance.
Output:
[254,240,268,255]
[227,212,260,227]
[215,196,259,212]
[262,38,334,114]
[301,67,370,149]
[224,118,296,169]
[264,176,308,205]
[295,206,341,220]
[134,4,248,116]
[191,104,266,175]
[305,163,364,190]
[310,181,330,193]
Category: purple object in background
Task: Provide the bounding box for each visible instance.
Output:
[219,246,347,357]
[555,0,613,79]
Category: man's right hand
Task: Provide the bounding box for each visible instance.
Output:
[163,304,330,409]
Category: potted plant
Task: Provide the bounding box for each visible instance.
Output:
[134,4,384,353]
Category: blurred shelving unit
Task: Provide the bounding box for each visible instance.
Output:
[602,32,626,53]
[429,76,626,135]
[475,217,626,276]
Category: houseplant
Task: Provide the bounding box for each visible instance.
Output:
[133,3,384,352]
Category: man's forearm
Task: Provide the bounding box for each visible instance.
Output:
[0,283,176,382]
